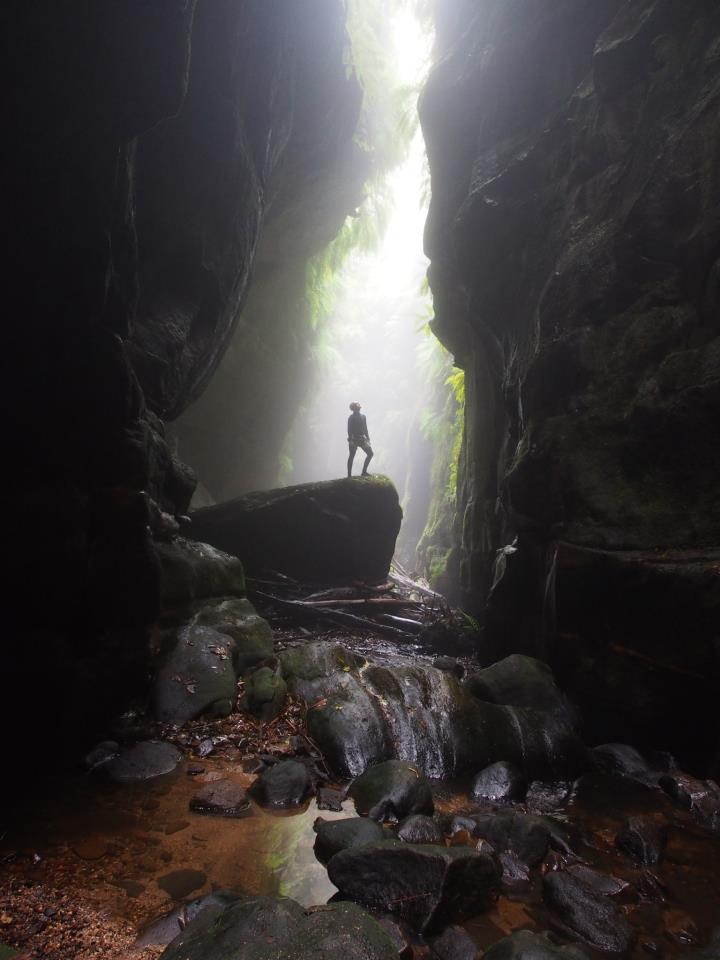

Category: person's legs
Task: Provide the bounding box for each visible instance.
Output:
[360,440,373,476]
[347,441,358,477]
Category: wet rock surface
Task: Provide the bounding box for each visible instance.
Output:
[470,762,526,805]
[281,642,584,779]
[543,870,634,953]
[616,816,667,865]
[470,810,573,867]
[192,597,274,674]
[154,625,239,725]
[397,814,444,845]
[327,839,500,933]
[136,891,242,947]
[190,477,402,584]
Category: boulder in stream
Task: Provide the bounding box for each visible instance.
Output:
[159,896,398,960]
[136,891,242,948]
[104,741,182,783]
[397,814,444,844]
[280,642,586,780]
[313,817,388,865]
[189,476,402,584]
[616,816,666,865]
[348,760,434,821]
[189,780,251,818]
[251,759,314,808]
[470,809,574,867]
[543,871,634,953]
[327,839,500,933]
[470,761,526,804]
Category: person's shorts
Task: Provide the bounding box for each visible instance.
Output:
[349,437,373,455]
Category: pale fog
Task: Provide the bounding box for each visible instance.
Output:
[283,10,436,531]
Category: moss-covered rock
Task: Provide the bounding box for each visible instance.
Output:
[241,666,287,723]
[192,597,273,674]
[160,897,398,960]
[153,625,239,725]
[156,538,245,604]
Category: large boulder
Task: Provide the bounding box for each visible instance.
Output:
[327,840,500,933]
[160,896,398,960]
[280,642,586,779]
[189,476,402,584]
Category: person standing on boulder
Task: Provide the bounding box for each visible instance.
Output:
[347,402,373,478]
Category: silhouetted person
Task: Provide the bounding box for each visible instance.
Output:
[347,401,373,477]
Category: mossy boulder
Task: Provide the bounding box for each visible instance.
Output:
[193,597,274,673]
[189,476,402,583]
[241,666,287,722]
[160,896,398,960]
[156,538,245,604]
[153,625,239,724]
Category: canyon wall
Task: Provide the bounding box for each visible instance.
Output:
[5,1,361,750]
[421,0,720,762]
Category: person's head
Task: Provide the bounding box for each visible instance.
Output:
[349,401,361,412]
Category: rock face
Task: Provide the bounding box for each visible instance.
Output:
[190,476,403,584]
[5,1,363,758]
[420,0,720,761]
[280,642,585,779]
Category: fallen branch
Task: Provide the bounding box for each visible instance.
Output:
[250,589,418,641]
[293,597,415,610]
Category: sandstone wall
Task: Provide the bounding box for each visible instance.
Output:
[4,1,361,751]
[420,0,720,760]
